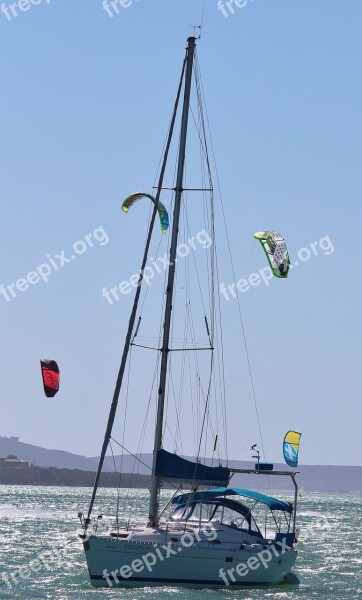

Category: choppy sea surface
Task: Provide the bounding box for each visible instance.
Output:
[0,486,361,599]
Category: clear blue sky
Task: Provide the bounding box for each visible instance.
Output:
[1,0,361,466]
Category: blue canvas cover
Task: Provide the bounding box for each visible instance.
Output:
[172,487,293,513]
[156,450,230,486]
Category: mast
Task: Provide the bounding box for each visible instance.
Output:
[149,36,196,528]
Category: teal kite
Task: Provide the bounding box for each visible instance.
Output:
[283,431,302,468]
[122,193,169,234]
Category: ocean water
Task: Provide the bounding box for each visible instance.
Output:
[0,486,361,599]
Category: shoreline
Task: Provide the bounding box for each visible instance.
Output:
[0,466,361,494]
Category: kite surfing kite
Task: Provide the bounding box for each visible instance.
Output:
[40,359,60,398]
[122,193,169,234]
[254,230,290,278]
[283,431,302,468]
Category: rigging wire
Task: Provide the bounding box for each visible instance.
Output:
[193,52,228,465]
[110,437,153,473]
[194,53,269,471]
[114,345,133,522]
[85,50,188,527]
[195,59,219,466]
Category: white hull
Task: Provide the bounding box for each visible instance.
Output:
[83,528,297,589]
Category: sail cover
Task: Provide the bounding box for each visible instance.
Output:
[254,230,290,278]
[156,449,230,486]
[283,431,301,468]
[40,359,60,398]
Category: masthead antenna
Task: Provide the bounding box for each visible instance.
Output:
[191,24,202,40]
[191,1,205,39]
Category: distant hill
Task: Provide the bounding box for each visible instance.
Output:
[0,466,150,488]
[0,436,361,493]
[0,436,99,471]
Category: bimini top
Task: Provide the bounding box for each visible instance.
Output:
[172,487,293,513]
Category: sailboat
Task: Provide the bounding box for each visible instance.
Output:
[79,36,300,589]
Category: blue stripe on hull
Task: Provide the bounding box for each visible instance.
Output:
[90,574,272,587]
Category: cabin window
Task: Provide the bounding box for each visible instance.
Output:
[188,503,215,522]
[213,504,261,536]
[170,505,193,521]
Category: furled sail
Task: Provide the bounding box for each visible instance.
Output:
[283,430,301,468]
[40,359,60,397]
[254,230,290,278]
[156,449,230,486]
